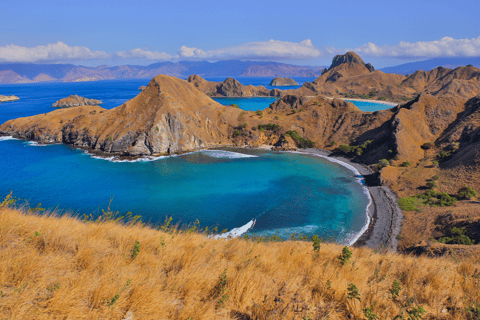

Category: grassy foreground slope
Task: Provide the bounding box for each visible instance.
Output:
[1,206,480,320]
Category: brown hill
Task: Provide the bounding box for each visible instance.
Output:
[51,95,102,108]
[186,75,283,97]
[289,53,480,104]
[0,75,245,156]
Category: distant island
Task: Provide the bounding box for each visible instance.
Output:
[0,95,19,103]
[269,77,299,86]
[51,95,102,108]
[0,60,326,84]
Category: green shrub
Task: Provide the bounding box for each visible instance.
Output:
[426,181,438,189]
[432,175,439,180]
[378,159,390,168]
[338,246,352,265]
[438,227,474,245]
[232,130,242,137]
[347,283,360,301]
[400,161,411,167]
[274,115,280,120]
[285,130,315,148]
[230,103,239,108]
[457,186,477,200]
[330,141,336,146]
[257,123,280,132]
[256,110,263,117]
[311,235,321,254]
[398,197,419,211]
[130,241,141,259]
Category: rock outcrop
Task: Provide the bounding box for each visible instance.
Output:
[269,77,299,87]
[51,95,102,108]
[138,86,147,91]
[0,95,20,103]
[187,75,284,97]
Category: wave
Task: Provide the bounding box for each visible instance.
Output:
[199,150,258,159]
[0,136,19,141]
[213,219,256,239]
[25,141,51,147]
[288,150,373,246]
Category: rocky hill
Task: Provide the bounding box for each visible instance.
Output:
[0,95,20,103]
[51,95,102,108]
[269,77,299,86]
[288,52,480,104]
[186,75,283,97]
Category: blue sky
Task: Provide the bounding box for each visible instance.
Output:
[1,0,479,67]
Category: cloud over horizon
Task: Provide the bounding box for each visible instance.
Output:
[355,36,480,58]
[1,36,479,64]
[177,39,323,60]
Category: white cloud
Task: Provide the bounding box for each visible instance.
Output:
[177,39,323,60]
[355,36,480,58]
[0,41,110,63]
[114,48,175,60]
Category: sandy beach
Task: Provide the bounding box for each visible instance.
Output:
[324,96,399,107]
[299,148,403,252]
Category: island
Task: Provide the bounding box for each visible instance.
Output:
[269,77,299,86]
[2,52,480,258]
[0,95,20,103]
[51,95,102,108]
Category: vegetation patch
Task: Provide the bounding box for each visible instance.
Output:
[285,130,315,148]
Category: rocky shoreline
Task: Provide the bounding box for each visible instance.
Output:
[298,148,403,251]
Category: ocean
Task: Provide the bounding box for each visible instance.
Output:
[0,77,386,242]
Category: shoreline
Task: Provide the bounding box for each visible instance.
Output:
[298,148,403,251]
[324,96,398,107]
[1,137,402,250]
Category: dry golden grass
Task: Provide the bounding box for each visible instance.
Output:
[1,206,480,320]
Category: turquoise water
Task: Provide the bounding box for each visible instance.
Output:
[212,97,279,111]
[0,79,371,242]
[344,100,393,112]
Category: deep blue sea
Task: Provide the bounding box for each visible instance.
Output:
[0,78,383,242]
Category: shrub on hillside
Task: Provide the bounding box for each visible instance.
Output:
[421,142,434,150]
[438,227,474,245]
[378,159,390,168]
[426,181,438,189]
[400,161,411,167]
[285,130,315,148]
[457,186,477,200]
[398,197,419,211]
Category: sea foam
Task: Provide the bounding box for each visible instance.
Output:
[0,136,18,141]
[199,150,258,159]
[213,219,256,239]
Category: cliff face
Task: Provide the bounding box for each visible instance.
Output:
[51,95,102,108]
